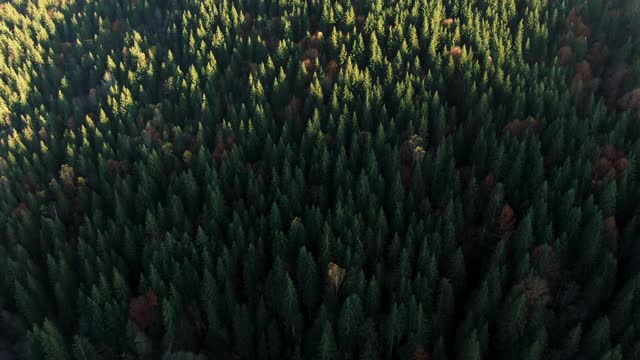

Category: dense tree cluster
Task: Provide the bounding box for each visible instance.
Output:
[0,0,639,359]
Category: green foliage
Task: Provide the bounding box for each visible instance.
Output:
[0,0,639,359]
[71,336,100,360]
[40,319,68,360]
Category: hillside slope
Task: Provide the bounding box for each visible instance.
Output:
[0,0,639,359]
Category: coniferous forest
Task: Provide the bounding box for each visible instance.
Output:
[1,0,640,358]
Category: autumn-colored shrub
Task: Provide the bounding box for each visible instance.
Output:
[414,344,430,360]
[225,134,236,149]
[593,157,613,179]
[614,158,629,172]
[107,159,121,175]
[593,145,628,180]
[566,9,591,39]
[503,117,539,138]
[212,143,226,162]
[557,46,573,65]
[573,61,593,91]
[12,203,28,219]
[604,216,618,241]
[144,126,162,144]
[497,204,515,239]
[309,31,323,48]
[303,58,316,73]
[59,164,75,187]
[325,59,340,80]
[327,262,346,291]
[448,46,462,59]
[576,21,591,39]
[481,174,495,197]
[520,277,551,305]
[617,89,640,112]
[129,289,159,331]
[304,48,320,60]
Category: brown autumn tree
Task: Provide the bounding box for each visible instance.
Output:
[129,289,159,331]
[303,58,316,73]
[309,31,323,48]
[325,60,340,81]
[520,277,551,305]
[557,46,574,65]
[414,344,430,360]
[503,117,539,138]
[573,61,593,91]
[614,158,629,173]
[617,89,640,112]
[532,244,561,289]
[497,204,515,239]
[604,216,619,242]
[594,145,628,181]
[448,46,462,60]
[328,262,346,291]
[480,174,495,199]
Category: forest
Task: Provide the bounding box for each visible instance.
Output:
[0,0,640,358]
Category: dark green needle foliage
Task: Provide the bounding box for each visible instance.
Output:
[0,0,639,359]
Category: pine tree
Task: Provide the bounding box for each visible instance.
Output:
[232,303,253,358]
[434,279,455,339]
[338,294,364,352]
[71,335,100,360]
[39,319,68,360]
[317,320,338,360]
[579,317,611,360]
[458,329,481,360]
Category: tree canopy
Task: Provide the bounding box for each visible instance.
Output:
[0,0,639,359]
